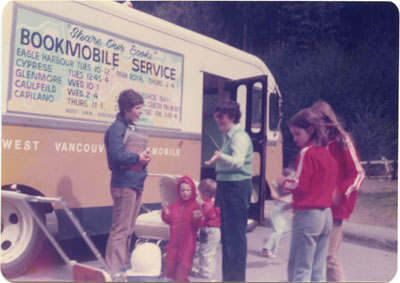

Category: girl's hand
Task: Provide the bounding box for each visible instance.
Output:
[332,189,341,205]
[204,151,221,166]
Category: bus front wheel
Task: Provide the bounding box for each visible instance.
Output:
[1,198,46,279]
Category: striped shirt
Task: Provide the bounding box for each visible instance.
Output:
[328,136,365,219]
[283,145,338,211]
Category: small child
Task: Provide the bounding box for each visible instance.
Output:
[193,178,221,279]
[161,175,203,282]
[261,168,294,258]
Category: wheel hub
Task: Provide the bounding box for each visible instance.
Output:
[1,200,34,263]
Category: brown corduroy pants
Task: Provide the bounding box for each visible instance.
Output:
[105,187,142,273]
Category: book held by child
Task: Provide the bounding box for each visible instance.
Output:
[123,125,148,171]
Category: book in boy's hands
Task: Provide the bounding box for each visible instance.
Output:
[123,126,148,171]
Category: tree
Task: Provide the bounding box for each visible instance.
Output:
[351,97,397,162]
[127,1,398,165]
[131,1,228,43]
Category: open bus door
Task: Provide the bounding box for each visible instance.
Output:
[225,75,269,224]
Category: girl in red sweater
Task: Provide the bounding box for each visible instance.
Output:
[161,175,203,282]
[311,101,365,282]
[282,108,338,282]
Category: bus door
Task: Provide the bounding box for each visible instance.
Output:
[225,75,268,223]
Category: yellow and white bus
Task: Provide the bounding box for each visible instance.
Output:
[1,0,283,277]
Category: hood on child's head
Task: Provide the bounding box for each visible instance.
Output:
[176,175,197,201]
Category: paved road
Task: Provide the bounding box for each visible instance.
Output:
[5,221,397,282]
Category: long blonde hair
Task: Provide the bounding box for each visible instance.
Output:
[311,100,348,148]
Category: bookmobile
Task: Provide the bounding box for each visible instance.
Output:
[1,0,283,278]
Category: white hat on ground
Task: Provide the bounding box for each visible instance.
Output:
[125,242,162,277]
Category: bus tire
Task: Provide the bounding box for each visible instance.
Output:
[1,198,46,279]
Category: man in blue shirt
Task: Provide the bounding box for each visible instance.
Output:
[104,89,151,274]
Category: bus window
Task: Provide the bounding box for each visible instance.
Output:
[251,82,263,134]
[237,85,247,130]
[269,92,280,131]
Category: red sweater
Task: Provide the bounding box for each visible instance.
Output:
[284,145,338,211]
[201,199,221,228]
[328,137,365,219]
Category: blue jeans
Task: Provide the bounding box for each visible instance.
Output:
[288,208,332,282]
[263,195,292,255]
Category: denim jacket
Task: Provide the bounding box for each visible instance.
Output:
[104,114,147,191]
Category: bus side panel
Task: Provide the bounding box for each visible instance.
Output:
[2,125,201,237]
[2,125,201,207]
[2,125,110,208]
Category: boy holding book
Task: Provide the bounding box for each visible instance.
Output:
[104,89,151,274]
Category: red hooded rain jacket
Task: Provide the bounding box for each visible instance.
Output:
[161,175,202,282]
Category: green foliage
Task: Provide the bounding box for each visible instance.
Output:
[129,1,398,163]
[351,97,397,161]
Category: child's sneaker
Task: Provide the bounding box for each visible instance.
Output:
[194,272,211,279]
[261,248,276,258]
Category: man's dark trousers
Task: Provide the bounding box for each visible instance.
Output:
[217,179,251,282]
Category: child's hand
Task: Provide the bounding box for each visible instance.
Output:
[282,186,293,194]
[276,174,286,186]
[162,206,170,215]
[280,198,293,205]
[192,209,202,219]
[139,150,151,165]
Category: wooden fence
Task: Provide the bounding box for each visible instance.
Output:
[361,158,397,181]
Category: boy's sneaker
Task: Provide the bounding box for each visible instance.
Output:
[261,249,276,258]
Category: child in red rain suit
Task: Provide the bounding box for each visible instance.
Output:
[161,175,203,282]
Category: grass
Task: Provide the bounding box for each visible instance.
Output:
[349,180,397,228]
